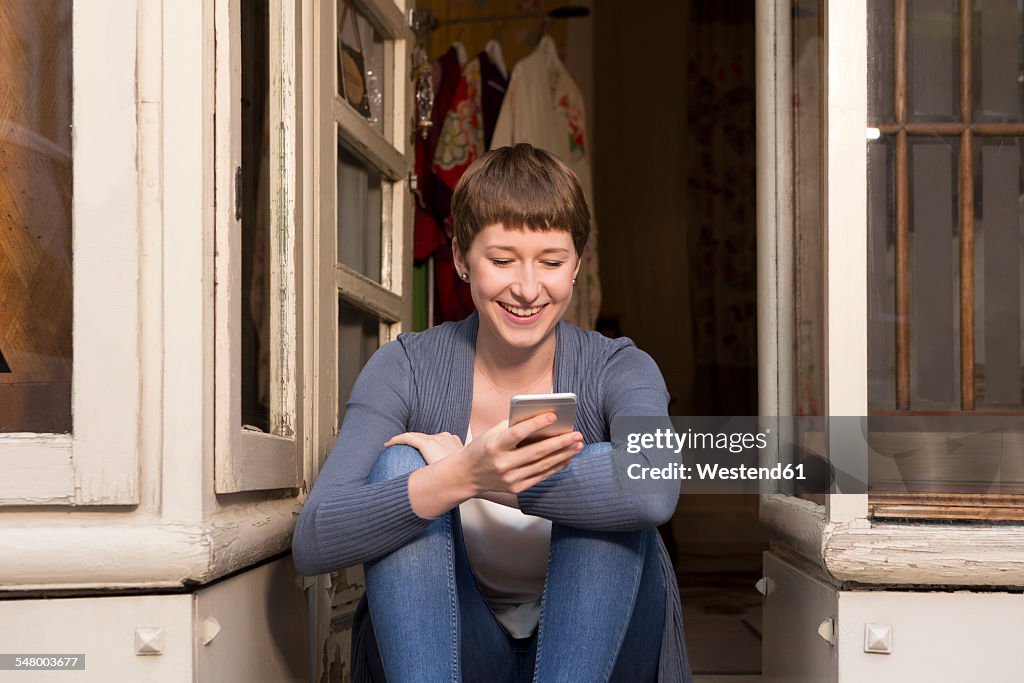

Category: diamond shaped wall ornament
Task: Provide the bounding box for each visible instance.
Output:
[135,627,164,655]
[864,622,892,654]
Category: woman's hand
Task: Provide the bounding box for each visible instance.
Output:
[384,431,464,465]
[405,413,582,519]
[455,413,584,496]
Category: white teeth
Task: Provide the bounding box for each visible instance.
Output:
[499,302,543,317]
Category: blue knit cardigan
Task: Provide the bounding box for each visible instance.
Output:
[292,312,692,682]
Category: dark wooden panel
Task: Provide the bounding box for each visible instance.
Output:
[871,492,1024,520]
[0,382,71,433]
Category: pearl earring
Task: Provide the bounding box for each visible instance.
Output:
[460,272,469,282]
[572,277,577,286]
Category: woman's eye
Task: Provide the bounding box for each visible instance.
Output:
[543,261,565,268]
[490,259,513,267]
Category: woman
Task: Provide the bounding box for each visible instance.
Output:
[293,144,692,682]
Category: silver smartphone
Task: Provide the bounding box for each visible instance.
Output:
[508,393,578,446]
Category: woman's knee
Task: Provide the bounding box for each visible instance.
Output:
[581,441,612,456]
[368,445,427,483]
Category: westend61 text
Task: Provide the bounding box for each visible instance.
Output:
[626,462,806,482]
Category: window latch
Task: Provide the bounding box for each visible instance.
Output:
[234,166,243,221]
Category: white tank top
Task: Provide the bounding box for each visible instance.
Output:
[458,427,552,638]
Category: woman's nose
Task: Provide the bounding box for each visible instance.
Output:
[510,266,540,301]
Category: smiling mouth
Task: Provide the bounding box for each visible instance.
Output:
[498,302,546,317]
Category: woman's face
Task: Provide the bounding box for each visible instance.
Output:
[455,223,580,351]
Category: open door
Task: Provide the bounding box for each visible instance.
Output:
[756,0,865,680]
[309,0,416,678]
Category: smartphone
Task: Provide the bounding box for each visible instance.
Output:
[508,393,578,446]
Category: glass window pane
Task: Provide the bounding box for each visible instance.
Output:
[336,0,386,134]
[338,299,380,421]
[338,144,384,282]
[906,0,960,122]
[868,137,897,410]
[792,0,825,416]
[241,0,272,433]
[909,137,961,408]
[867,0,895,123]
[972,0,1024,123]
[974,138,1024,407]
[0,0,73,433]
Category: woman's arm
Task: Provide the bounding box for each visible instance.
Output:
[381,432,524,510]
[292,348,581,575]
[292,342,437,575]
[515,345,680,531]
[388,424,583,516]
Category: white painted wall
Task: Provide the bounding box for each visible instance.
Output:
[764,551,1024,682]
[762,552,838,683]
[0,594,194,681]
[195,558,308,681]
[0,558,307,682]
[837,589,1024,682]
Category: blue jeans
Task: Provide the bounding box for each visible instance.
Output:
[364,444,665,683]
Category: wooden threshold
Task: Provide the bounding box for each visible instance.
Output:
[870,492,1024,521]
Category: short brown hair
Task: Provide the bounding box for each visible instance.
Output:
[451,144,590,256]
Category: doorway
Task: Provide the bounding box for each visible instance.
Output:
[379,0,766,678]
[594,2,764,680]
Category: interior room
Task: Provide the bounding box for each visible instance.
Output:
[402,1,767,678]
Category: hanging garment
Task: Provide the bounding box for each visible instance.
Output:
[480,41,508,149]
[430,50,509,324]
[490,36,601,329]
[433,51,509,221]
[413,46,462,262]
[432,57,484,220]
[452,40,468,67]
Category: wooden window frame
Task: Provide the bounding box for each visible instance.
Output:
[868,0,1024,520]
[213,0,304,493]
[0,0,141,507]
[760,0,871,524]
[315,0,414,458]
[332,0,411,321]
[872,0,1024,412]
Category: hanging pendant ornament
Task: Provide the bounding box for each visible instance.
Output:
[408,8,436,140]
[412,45,434,140]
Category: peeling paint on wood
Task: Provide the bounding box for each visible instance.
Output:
[0,499,299,589]
[824,522,1024,586]
[764,493,1024,587]
[0,435,75,504]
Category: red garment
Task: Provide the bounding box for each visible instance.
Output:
[432,58,484,214]
[413,47,462,262]
[430,55,488,323]
[432,52,513,323]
